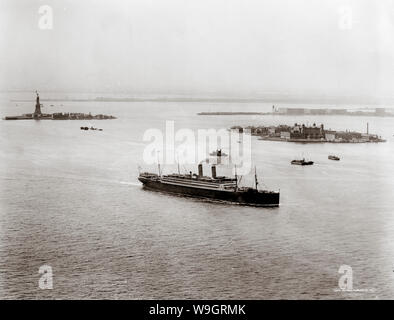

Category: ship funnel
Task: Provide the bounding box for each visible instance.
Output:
[198,164,203,177]
[211,165,217,179]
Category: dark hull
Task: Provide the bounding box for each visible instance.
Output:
[291,161,314,166]
[138,177,279,207]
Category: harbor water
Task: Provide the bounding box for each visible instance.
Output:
[0,92,394,299]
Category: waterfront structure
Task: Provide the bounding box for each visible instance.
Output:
[289,123,325,140]
[375,108,386,116]
[325,131,336,142]
[280,131,290,140]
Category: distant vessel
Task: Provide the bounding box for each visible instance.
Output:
[138,164,280,207]
[209,149,227,157]
[328,155,340,161]
[80,126,103,131]
[291,159,314,166]
[89,126,102,131]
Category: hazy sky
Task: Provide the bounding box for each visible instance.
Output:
[1,0,393,99]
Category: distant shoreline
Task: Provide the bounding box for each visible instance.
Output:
[198,112,267,115]
[8,96,394,106]
[258,136,385,143]
[10,97,283,103]
[198,111,394,117]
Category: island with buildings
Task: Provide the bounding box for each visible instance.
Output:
[231,123,386,143]
[3,92,116,120]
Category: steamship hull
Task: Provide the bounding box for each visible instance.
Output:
[138,177,280,207]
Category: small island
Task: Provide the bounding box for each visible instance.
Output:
[3,92,116,120]
[231,123,386,143]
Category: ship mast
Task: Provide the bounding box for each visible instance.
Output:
[157,151,161,177]
[235,165,238,191]
[176,154,180,174]
[254,166,259,190]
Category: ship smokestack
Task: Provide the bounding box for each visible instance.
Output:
[211,165,217,179]
[198,164,203,177]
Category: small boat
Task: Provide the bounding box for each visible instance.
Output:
[328,155,340,161]
[291,159,314,166]
[81,126,103,131]
[209,149,228,157]
[90,126,103,131]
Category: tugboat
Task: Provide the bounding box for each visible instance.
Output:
[209,149,228,157]
[291,158,314,166]
[80,126,103,131]
[138,164,280,207]
[328,155,340,161]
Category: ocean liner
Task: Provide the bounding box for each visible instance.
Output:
[138,164,280,207]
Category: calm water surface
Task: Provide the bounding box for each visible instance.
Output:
[0,93,394,299]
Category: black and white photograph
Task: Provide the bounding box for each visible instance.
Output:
[1,0,394,306]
